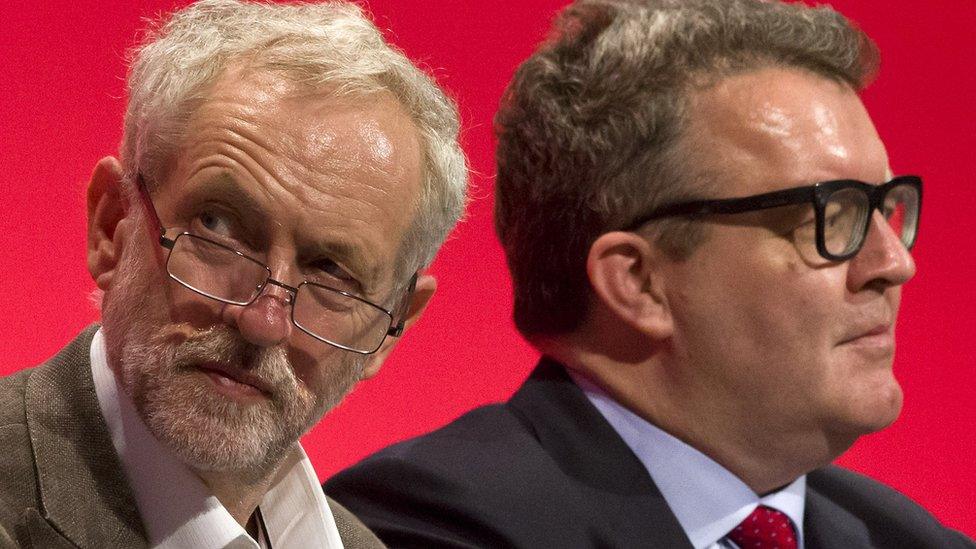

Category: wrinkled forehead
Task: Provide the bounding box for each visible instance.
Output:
[199,65,420,172]
[158,65,424,290]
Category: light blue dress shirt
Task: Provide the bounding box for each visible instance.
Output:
[569,372,806,549]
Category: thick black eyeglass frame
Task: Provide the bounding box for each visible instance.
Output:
[135,174,415,355]
[625,175,922,261]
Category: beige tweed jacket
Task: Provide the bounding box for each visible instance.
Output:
[0,326,384,549]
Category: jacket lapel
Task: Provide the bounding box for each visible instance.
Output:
[507,358,693,548]
[803,484,873,549]
[25,326,148,549]
[21,508,78,549]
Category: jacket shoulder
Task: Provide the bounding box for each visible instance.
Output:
[0,368,31,428]
[808,466,974,547]
[331,403,538,486]
[0,328,99,517]
[325,403,559,547]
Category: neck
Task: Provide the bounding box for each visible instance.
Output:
[194,445,302,528]
[542,334,851,496]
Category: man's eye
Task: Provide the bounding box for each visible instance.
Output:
[784,213,816,236]
[310,258,357,286]
[770,204,814,236]
[197,210,234,236]
[789,218,817,241]
[825,212,842,228]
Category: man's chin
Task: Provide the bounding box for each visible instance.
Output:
[833,376,904,441]
[866,382,904,433]
[129,372,290,473]
[115,322,362,476]
[157,413,292,476]
[176,439,286,479]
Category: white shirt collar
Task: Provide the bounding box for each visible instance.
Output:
[90,328,344,549]
[569,371,806,549]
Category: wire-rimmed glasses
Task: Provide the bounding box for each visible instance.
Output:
[136,177,412,354]
[626,176,922,262]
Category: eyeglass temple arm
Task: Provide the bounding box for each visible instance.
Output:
[625,186,818,230]
[386,272,419,337]
[135,173,175,249]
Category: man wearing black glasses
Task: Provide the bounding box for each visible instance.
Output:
[327,0,971,547]
[0,1,465,547]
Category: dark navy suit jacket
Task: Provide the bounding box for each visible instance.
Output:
[326,358,974,548]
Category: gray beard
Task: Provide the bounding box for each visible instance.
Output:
[101,234,367,478]
[116,323,365,478]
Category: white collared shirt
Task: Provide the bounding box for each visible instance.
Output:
[90,329,344,549]
[570,372,806,549]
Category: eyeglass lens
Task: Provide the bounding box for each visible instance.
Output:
[823,187,871,257]
[167,235,269,305]
[293,285,391,352]
[165,234,390,353]
[822,182,919,259]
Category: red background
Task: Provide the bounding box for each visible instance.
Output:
[1,0,973,536]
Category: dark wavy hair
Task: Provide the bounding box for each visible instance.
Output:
[494,0,879,336]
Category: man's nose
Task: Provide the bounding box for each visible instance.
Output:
[222,279,294,347]
[847,210,916,292]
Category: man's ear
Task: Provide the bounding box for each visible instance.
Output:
[361,274,437,379]
[87,157,132,292]
[586,231,672,339]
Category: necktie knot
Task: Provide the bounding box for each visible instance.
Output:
[727,505,798,549]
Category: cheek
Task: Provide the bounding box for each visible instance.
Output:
[754,261,858,405]
[286,333,354,390]
[103,247,169,329]
[750,247,846,343]
[165,288,227,329]
[287,336,324,381]
[677,244,840,362]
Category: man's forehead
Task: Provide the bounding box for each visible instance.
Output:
[158,65,424,291]
[690,69,855,144]
[193,63,420,160]
[682,67,887,188]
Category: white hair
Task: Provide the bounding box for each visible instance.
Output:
[123,0,467,278]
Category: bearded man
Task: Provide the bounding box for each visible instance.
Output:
[0,1,466,547]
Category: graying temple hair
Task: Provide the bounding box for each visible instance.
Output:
[122,0,467,283]
[494,0,879,336]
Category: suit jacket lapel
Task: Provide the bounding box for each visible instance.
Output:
[804,484,873,549]
[507,358,693,548]
[25,326,148,548]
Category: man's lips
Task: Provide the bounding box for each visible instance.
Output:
[839,323,894,347]
[195,361,272,398]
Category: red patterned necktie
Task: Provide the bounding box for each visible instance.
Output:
[726,505,798,549]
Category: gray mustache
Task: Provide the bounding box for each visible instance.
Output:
[170,327,297,396]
